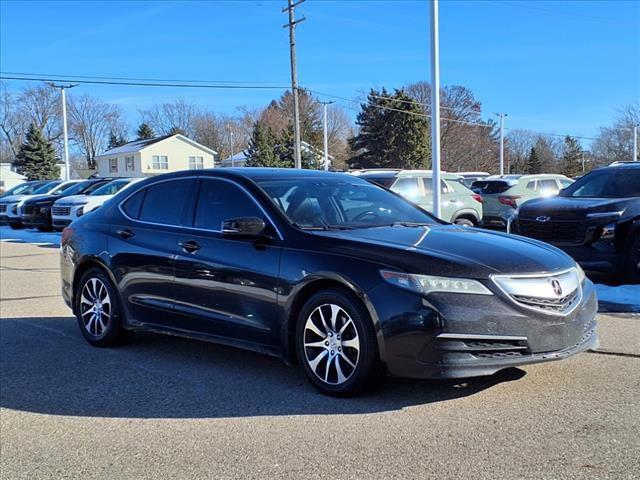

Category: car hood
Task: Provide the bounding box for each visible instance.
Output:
[23,194,64,205]
[312,224,575,278]
[0,194,32,203]
[519,196,636,220]
[54,194,89,206]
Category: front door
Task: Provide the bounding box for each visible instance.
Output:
[173,178,282,347]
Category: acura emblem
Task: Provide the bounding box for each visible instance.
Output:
[536,216,551,223]
[551,279,563,296]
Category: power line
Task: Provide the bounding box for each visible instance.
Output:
[0,75,289,90]
[0,71,287,85]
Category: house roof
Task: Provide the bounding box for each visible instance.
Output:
[96,134,217,158]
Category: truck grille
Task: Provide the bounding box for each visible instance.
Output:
[517,220,585,243]
[0,204,6,213]
[52,206,71,216]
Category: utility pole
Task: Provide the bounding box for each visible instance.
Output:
[633,125,638,162]
[283,0,305,169]
[494,113,507,176]
[48,82,77,180]
[429,0,442,218]
[582,151,585,173]
[228,124,234,168]
[320,101,333,170]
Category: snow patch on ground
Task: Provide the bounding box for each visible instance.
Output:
[595,284,640,313]
[0,226,61,246]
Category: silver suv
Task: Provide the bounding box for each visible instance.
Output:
[353,169,484,225]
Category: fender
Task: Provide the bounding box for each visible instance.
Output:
[278,271,388,367]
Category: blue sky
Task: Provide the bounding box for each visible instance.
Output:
[1,0,639,141]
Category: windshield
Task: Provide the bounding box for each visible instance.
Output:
[560,169,640,198]
[90,179,131,196]
[3,182,41,196]
[32,181,60,194]
[56,181,94,196]
[257,177,436,229]
[471,180,514,194]
[360,176,395,188]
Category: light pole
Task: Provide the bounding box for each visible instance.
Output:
[633,125,638,162]
[228,124,234,167]
[495,113,507,176]
[320,101,333,170]
[48,82,77,180]
[283,0,305,169]
[429,0,442,219]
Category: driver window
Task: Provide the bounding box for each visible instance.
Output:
[391,177,421,201]
[195,179,263,231]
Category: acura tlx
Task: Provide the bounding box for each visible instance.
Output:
[60,168,598,396]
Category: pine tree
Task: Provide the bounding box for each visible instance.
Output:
[107,131,128,150]
[136,123,155,140]
[349,88,429,169]
[525,147,543,174]
[245,122,285,167]
[561,135,583,178]
[14,123,60,180]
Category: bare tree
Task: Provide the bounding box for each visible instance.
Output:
[0,83,25,161]
[20,84,62,145]
[592,102,640,165]
[68,94,127,169]
[139,99,199,138]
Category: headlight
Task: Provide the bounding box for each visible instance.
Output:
[586,211,623,219]
[380,270,493,295]
[576,264,586,284]
[76,206,84,217]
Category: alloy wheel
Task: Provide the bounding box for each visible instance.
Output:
[303,303,360,385]
[80,278,111,337]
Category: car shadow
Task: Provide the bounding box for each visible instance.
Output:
[0,316,526,419]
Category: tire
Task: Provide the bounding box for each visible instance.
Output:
[9,223,24,230]
[454,217,475,227]
[75,268,127,347]
[37,226,53,232]
[296,289,382,397]
[624,231,640,283]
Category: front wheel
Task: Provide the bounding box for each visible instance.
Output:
[296,289,381,397]
[75,268,127,347]
[454,217,475,227]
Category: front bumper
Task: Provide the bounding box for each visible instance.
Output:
[367,278,598,380]
[21,213,51,228]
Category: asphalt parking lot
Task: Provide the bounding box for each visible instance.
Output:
[1,237,639,479]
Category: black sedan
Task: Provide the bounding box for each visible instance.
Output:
[21,179,110,231]
[514,164,640,281]
[60,169,598,396]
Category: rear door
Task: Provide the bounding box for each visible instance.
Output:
[172,178,282,347]
[108,178,195,328]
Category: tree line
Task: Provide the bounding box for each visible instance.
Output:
[1,81,637,180]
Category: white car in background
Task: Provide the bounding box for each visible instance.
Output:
[51,178,143,229]
[0,180,67,229]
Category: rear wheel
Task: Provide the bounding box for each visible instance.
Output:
[75,268,127,347]
[296,289,381,397]
[454,217,475,227]
[624,231,640,283]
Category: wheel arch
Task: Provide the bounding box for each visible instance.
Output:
[279,275,387,368]
[71,257,120,317]
[451,208,480,225]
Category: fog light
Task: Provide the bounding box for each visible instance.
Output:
[76,206,84,217]
[40,207,49,214]
[599,223,616,241]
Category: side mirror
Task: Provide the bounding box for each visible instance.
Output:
[222,217,267,237]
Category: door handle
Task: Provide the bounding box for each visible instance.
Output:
[179,240,201,253]
[116,228,135,239]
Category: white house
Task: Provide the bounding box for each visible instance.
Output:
[0,165,26,193]
[95,134,217,178]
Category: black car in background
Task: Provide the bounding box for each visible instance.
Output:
[60,169,597,396]
[514,164,640,281]
[21,179,111,231]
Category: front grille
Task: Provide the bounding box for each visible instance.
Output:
[475,351,525,359]
[512,288,580,313]
[518,220,585,243]
[22,205,35,215]
[0,204,6,213]
[52,206,71,216]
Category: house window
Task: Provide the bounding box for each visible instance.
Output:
[125,156,135,172]
[151,155,168,170]
[189,156,204,170]
[109,158,118,173]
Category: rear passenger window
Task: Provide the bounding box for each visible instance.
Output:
[194,179,262,231]
[539,179,559,193]
[138,179,192,225]
[122,189,145,219]
[526,181,537,191]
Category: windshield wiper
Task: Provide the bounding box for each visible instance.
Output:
[298,224,356,231]
[390,221,431,227]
